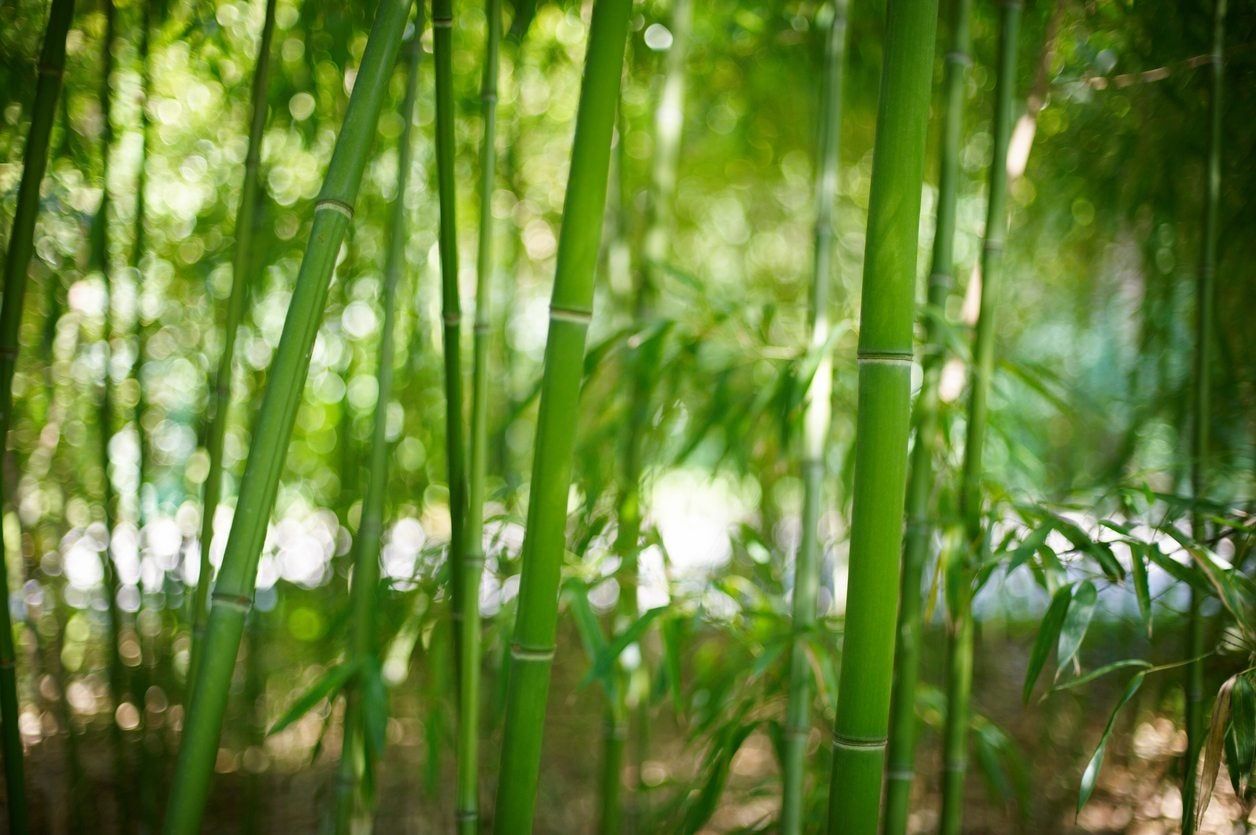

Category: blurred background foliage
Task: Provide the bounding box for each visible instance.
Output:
[0,0,1254,831]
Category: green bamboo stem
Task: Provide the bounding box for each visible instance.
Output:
[190,0,279,686]
[600,3,689,833]
[824,0,937,830]
[493,0,633,830]
[1183,1,1225,830]
[335,24,423,835]
[0,0,76,828]
[163,3,413,830]
[456,0,501,830]
[132,0,151,530]
[781,4,846,833]
[431,0,469,677]
[939,3,1020,833]
[883,0,971,831]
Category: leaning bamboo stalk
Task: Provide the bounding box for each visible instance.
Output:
[163,3,413,830]
[882,0,972,830]
[824,0,938,830]
[431,0,469,675]
[493,0,633,830]
[456,0,501,829]
[781,4,846,833]
[335,23,424,835]
[190,0,279,684]
[939,3,1020,833]
[0,0,77,828]
[1183,1,1226,830]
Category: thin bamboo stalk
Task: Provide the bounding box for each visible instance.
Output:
[883,0,971,830]
[0,0,77,828]
[431,0,469,678]
[335,22,423,835]
[824,0,938,830]
[1183,1,1226,830]
[163,3,413,830]
[456,0,501,829]
[600,2,690,832]
[190,0,279,685]
[493,0,633,830]
[132,0,151,530]
[781,4,846,833]
[939,3,1020,833]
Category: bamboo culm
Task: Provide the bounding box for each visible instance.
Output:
[493,0,633,830]
[600,2,690,832]
[190,0,279,687]
[431,0,469,684]
[781,4,846,833]
[882,1,972,830]
[163,2,414,830]
[457,0,501,829]
[824,0,938,830]
[0,0,77,828]
[939,3,1020,833]
[1183,0,1225,830]
[334,19,423,835]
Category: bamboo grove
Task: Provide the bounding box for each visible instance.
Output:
[0,0,1253,832]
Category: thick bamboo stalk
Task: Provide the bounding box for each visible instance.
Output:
[1183,1,1225,830]
[190,0,279,684]
[883,0,972,831]
[939,3,1020,833]
[0,0,76,828]
[824,0,937,831]
[163,3,413,830]
[456,0,501,829]
[781,4,846,833]
[334,22,423,835]
[493,0,633,830]
[431,0,469,677]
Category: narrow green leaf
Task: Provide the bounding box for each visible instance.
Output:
[1056,580,1098,678]
[586,606,667,685]
[1023,585,1072,703]
[1078,672,1145,811]
[268,659,359,737]
[1229,674,1255,782]
[1051,659,1152,693]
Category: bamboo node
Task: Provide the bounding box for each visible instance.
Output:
[886,768,915,781]
[433,16,453,28]
[832,734,887,750]
[315,199,355,221]
[945,51,972,67]
[455,810,479,821]
[38,64,66,78]
[549,305,593,325]
[856,350,912,366]
[210,592,252,612]
[443,312,462,326]
[510,643,556,662]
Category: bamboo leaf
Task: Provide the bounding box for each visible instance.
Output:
[1078,672,1145,811]
[1192,676,1236,831]
[1128,541,1152,637]
[1051,659,1153,693]
[1056,580,1098,678]
[1023,584,1072,703]
[1229,674,1255,787]
[586,607,667,686]
[268,660,359,737]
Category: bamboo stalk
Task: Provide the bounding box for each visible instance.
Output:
[335,22,424,835]
[1183,1,1226,830]
[0,0,77,828]
[190,0,279,685]
[939,3,1020,833]
[493,0,633,829]
[883,0,971,830]
[163,3,414,830]
[456,0,501,829]
[781,3,846,833]
[600,2,690,832]
[431,0,469,680]
[824,0,937,830]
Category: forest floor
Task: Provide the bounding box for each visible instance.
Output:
[9,620,1256,833]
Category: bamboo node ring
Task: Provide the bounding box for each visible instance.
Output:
[832,734,887,750]
[211,592,253,612]
[857,350,912,365]
[549,305,593,325]
[315,199,355,221]
[433,16,453,27]
[511,643,556,662]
